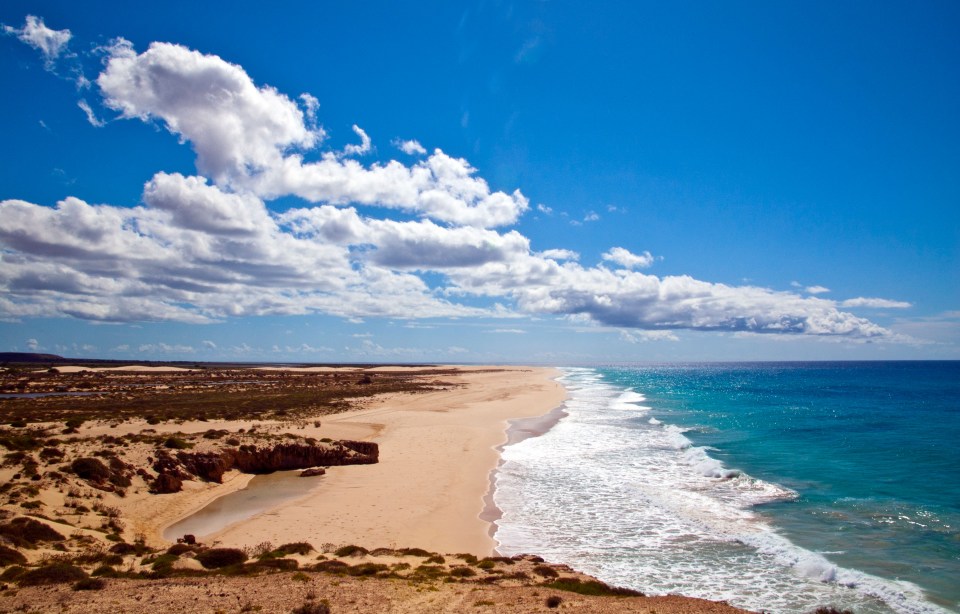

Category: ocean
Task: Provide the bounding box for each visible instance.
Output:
[493,362,959,614]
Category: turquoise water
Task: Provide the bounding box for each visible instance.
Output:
[494,362,959,614]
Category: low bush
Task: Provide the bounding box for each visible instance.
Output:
[450,566,477,577]
[291,601,331,614]
[312,560,348,574]
[196,547,248,569]
[275,542,314,556]
[18,562,88,586]
[167,543,194,556]
[545,578,644,597]
[1,565,26,581]
[163,437,193,450]
[0,544,27,566]
[545,595,563,608]
[0,516,65,547]
[346,563,388,576]
[252,558,299,571]
[73,577,106,591]
[333,545,368,557]
[70,457,111,482]
[533,564,559,578]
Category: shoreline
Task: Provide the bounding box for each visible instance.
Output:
[184,366,567,555]
[482,401,570,551]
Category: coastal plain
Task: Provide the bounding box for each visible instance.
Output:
[0,363,751,613]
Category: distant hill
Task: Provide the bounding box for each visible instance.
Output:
[0,352,67,363]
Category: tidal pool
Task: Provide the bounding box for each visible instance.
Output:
[162,470,324,541]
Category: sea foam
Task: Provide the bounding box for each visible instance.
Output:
[493,367,950,614]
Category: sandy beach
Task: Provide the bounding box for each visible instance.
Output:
[181,366,566,555]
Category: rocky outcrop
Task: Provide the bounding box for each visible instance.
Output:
[151,440,378,486]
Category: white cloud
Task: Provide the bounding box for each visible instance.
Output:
[395,139,426,155]
[26,338,40,351]
[0,33,900,342]
[536,203,553,215]
[620,330,679,343]
[840,297,912,309]
[96,41,527,228]
[491,329,526,334]
[77,100,104,127]
[602,247,654,269]
[540,249,579,261]
[342,124,372,156]
[138,342,195,354]
[806,285,830,295]
[98,41,322,185]
[583,211,600,222]
[201,340,217,349]
[4,15,71,67]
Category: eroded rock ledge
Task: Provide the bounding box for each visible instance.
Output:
[151,440,379,492]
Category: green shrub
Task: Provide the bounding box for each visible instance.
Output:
[425,554,445,564]
[291,600,330,614]
[19,562,88,586]
[346,563,388,576]
[163,437,192,450]
[0,544,27,566]
[167,543,194,556]
[39,446,65,460]
[70,457,111,482]
[545,578,643,597]
[455,553,478,564]
[0,516,65,547]
[253,558,298,571]
[92,565,120,577]
[545,595,563,608]
[275,542,314,556]
[333,545,368,557]
[533,564,559,578]
[312,560,348,574]
[196,547,247,569]
[1,565,26,581]
[73,577,106,591]
[476,559,495,570]
[450,566,477,577]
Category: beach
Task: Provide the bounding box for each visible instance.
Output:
[186,366,567,555]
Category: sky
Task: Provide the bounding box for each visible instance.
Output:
[0,1,958,364]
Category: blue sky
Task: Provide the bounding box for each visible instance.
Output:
[1,1,957,363]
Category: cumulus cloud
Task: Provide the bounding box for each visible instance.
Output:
[4,15,71,67]
[342,125,372,156]
[395,139,426,155]
[0,29,899,341]
[540,249,579,261]
[96,40,527,228]
[840,297,912,309]
[602,247,654,269]
[806,285,830,295]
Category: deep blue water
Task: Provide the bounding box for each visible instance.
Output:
[494,362,960,614]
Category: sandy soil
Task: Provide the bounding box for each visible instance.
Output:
[191,367,566,556]
[3,570,752,614]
